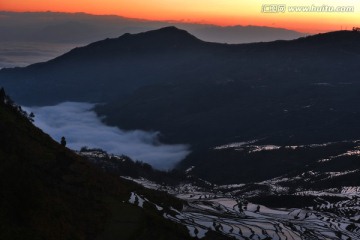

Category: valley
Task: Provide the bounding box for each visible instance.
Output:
[1,26,360,239]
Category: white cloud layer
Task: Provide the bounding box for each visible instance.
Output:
[0,42,78,68]
[24,102,190,170]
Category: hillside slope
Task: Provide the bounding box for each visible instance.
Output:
[0,89,193,240]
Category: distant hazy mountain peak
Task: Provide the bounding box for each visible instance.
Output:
[117,26,203,44]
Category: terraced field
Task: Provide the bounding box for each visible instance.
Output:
[126,178,360,240]
[81,146,360,239]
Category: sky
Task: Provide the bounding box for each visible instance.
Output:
[1,0,359,33]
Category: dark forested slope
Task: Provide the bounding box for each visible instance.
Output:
[0,89,192,240]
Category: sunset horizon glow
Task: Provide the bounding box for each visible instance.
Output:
[1,0,359,33]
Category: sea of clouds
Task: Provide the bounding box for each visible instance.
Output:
[24,102,190,170]
[0,42,78,69]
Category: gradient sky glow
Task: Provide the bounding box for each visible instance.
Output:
[1,0,359,33]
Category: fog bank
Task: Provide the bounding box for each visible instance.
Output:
[24,102,190,170]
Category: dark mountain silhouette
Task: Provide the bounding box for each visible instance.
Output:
[0,12,304,68]
[0,89,194,239]
[0,27,213,104]
[1,27,360,183]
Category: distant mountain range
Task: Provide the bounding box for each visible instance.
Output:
[1,27,360,183]
[0,11,304,44]
[0,11,304,68]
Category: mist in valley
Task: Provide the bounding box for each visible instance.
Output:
[24,102,190,170]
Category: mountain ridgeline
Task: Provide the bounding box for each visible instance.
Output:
[0,11,304,44]
[1,27,360,183]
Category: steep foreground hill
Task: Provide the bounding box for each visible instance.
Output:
[1,27,360,183]
[0,89,196,240]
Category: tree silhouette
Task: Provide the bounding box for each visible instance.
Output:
[29,112,35,122]
[0,87,5,102]
[61,136,67,147]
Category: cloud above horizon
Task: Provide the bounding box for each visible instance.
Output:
[24,102,190,170]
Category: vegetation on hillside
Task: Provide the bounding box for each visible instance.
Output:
[0,88,193,240]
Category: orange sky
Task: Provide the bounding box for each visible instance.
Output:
[1,0,359,33]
